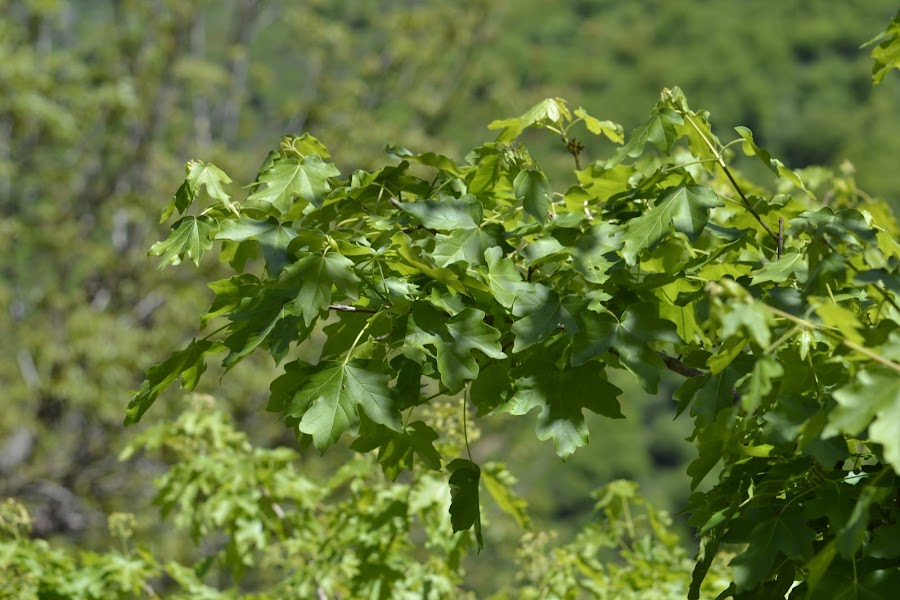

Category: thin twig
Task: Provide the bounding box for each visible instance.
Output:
[681,112,778,241]
[657,352,705,378]
[329,304,378,313]
[777,217,784,259]
[765,305,900,373]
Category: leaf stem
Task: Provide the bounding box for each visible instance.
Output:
[343,314,376,367]
[765,305,900,373]
[681,111,777,242]
[463,386,473,462]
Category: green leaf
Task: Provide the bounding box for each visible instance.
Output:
[216,217,297,274]
[572,304,681,393]
[810,297,865,345]
[278,252,360,326]
[384,145,466,177]
[482,462,531,529]
[620,185,723,265]
[734,126,812,195]
[501,361,624,458]
[730,510,814,591]
[125,339,225,425]
[433,227,499,268]
[510,290,580,353]
[246,156,340,213]
[742,356,784,413]
[689,529,723,600]
[749,252,806,285]
[824,368,900,470]
[447,458,483,551]
[148,216,217,268]
[834,486,888,558]
[161,160,234,221]
[187,161,232,205]
[719,301,773,349]
[574,107,623,143]
[350,419,442,479]
[406,305,506,392]
[865,10,900,84]
[397,194,483,231]
[484,246,537,311]
[513,170,552,223]
[608,106,682,166]
[283,360,401,450]
[487,97,570,143]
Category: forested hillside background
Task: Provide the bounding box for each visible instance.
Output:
[2,0,899,592]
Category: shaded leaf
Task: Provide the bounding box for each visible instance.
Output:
[501,361,624,458]
[447,458,483,550]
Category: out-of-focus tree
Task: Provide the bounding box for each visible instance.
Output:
[0,0,509,547]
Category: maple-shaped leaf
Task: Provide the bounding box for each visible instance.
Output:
[215,217,298,275]
[572,303,681,393]
[607,106,683,167]
[483,247,544,312]
[574,107,624,143]
[350,419,442,480]
[501,361,624,459]
[447,458,483,550]
[865,10,900,84]
[510,291,582,353]
[385,145,466,177]
[433,226,500,267]
[823,368,900,470]
[277,251,360,326]
[161,160,234,221]
[280,360,401,450]
[620,185,723,265]
[246,156,340,214]
[405,304,506,392]
[749,252,806,285]
[735,126,812,195]
[729,510,815,591]
[125,339,225,425]
[149,215,217,268]
[513,169,552,223]
[488,97,570,143]
[397,193,483,231]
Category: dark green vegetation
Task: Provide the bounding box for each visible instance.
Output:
[3,0,900,597]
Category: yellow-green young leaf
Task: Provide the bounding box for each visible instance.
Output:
[865,10,900,84]
[487,97,570,143]
[734,126,813,196]
[187,160,232,204]
[148,216,217,268]
[749,252,806,285]
[574,107,624,144]
[447,458,483,550]
[482,462,531,529]
[810,298,864,345]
